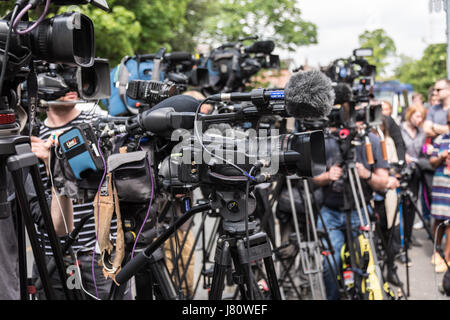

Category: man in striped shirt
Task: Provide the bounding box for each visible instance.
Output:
[30,91,118,299]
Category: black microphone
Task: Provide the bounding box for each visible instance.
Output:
[333,83,353,105]
[284,70,335,118]
[244,40,275,54]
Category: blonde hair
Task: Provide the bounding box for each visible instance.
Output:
[405,104,426,124]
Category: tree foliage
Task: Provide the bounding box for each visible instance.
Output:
[358,28,396,76]
[202,0,317,51]
[395,43,447,99]
[0,0,317,66]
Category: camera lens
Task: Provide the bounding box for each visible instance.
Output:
[31,13,94,67]
[279,130,326,177]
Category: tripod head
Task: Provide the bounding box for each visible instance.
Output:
[209,189,257,236]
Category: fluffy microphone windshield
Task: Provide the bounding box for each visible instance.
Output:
[284,70,335,118]
[333,83,353,105]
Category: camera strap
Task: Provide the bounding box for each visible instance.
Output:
[27,68,38,137]
[92,172,125,284]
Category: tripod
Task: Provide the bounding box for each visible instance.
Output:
[204,189,281,300]
[208,219,281,300]
[338,160,386,300]
[284,175,326,299]
[0,130,74,300]
[387,179,435,297]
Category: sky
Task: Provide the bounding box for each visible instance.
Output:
[278,0,448,75]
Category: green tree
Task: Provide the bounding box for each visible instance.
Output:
[168,0,219,52]
[395,43,447,99]
[202,0,317,51]
[358,29,397,76]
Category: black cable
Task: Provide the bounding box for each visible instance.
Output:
[0,4,20,100]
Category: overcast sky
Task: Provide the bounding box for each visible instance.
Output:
[278,0,448,75]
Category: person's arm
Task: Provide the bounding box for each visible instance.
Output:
[30,136,74,236]
[424,120,450,137]
[312,165,343,187]
[355,163,398,192]
[430,150,448,169]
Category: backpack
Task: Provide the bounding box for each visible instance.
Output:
[102,56,164,116]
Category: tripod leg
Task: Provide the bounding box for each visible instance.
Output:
[302,178,327,299]
[263,255,282,300]
[209,238,231,300]
[398,201,410,297]
[406,193,434,241]
[14,201,28,300]
[349,167,386,299]
[28,164,75,300]
[148,249,180,300]
[286,177,316,299]
[8,167,55,300]
[134,265,153,300]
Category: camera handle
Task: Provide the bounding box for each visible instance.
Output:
[113,203,212,286]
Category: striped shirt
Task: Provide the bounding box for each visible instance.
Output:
[431,133,450,220]
[36,111,117,255]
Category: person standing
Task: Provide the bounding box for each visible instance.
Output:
[30,91,119,299]
[429,110,450,273]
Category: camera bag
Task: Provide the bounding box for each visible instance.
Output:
[107,150,152,203]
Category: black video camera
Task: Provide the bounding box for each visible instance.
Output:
[20,58,110,106]
[201,36,280,95]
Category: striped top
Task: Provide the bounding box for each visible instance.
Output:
[36,111,117,255]
[431,132,450,220]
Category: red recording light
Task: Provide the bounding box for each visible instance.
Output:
[0,113,15,125]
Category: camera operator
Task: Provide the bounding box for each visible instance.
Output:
[30,91,120,300]
[312,115,399,300]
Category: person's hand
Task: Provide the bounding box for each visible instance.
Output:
[30,136,54,167]
[426,144,434,156]
[440,149,449,160]
[386,176,400,189]
[328,165,343,181]
[405,153,412,164]
[355,162,370,180]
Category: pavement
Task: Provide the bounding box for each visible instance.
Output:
[25,201,450,301]
[392,222,449,300]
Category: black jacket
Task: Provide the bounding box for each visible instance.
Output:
[384,115,406,162]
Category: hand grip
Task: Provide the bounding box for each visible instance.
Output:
[365,138,374,165]
[380,139,388,161]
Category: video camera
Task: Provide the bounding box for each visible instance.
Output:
[19,58,110,108]
[323,48,376,85]
[201,36,280,95]
[324,48,382,130]
[107,48,209,115]
[0,0,109,134]
[391,161,417,187]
